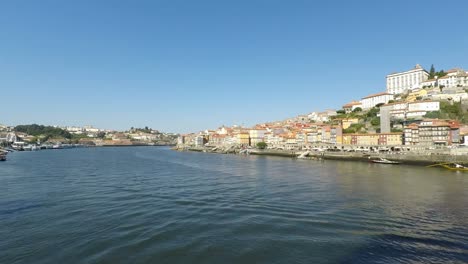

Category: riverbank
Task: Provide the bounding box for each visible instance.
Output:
[174,146,468,167]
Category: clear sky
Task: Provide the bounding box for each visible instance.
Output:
[1,0,467,133]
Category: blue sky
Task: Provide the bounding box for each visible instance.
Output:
[1,0,467,133]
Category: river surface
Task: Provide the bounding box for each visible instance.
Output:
[0,147,467,263]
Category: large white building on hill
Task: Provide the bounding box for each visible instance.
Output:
[386,64,429,94]
[361,92,394,109]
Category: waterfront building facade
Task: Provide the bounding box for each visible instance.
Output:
[209,134,226,146]
[342,134,379,146]
[295,132,306,146]
[377,133,403,145]
[194,135,205,147]
[249,129,267,146]
[342,133,402,146]
[265,133,284,148]
[235,132,250,146]
[403,120,460,146]
[386,64,429,94]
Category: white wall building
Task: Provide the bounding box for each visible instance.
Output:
[307,110,337,122]
[386,64,429,94]
[408,101,440,112]
[361,92,394,109]
[265,133,284,147]
[437,69,468,88]
[430,92,468,102]
[249,129,267,146]
[380,101,440,120]
[84,126,100,133]
[342,101,363,113]
[194,135,205,147]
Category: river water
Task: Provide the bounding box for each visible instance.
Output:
[1,147,467,263]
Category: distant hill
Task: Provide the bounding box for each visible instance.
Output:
[15,124,72,139]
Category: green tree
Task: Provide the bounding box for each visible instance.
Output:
[366,107,379,119]
[336,110,346,114]
[424,111,442,119]
[97,131,106,139]
[429,64,435,78]
[343,123,365,134]
[436,70,447,78]
[352,107,362,112]
[15,124,72,139]
[371,117,380,126]
[256,142,267,149]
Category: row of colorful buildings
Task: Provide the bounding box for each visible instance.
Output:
[178,119,466,149]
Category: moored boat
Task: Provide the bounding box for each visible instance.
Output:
[0,150,7,161]
[371,158,400,164]
[428,162,468,171]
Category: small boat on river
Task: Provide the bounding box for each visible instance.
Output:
[428,162,468,171]
[0,150,7,161]
[371,158,400,164]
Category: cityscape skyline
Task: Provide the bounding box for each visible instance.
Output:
[1,0,467,133]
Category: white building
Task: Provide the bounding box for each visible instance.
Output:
[265,133,284,148]
[307,110,337,122]
[84,126,100,133]
[408,101,440,112]
[194,135,205,147]
[437,68,468,88]
[380,101,440,119]
[361,92,394,109]
[386,64,429,94]
[430,92,468,102]
[420,78,437,88]
[342,101,363,113]
[249,129,267,146]
[306,131,319,143]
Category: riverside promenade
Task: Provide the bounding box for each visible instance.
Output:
[175,145,468,167]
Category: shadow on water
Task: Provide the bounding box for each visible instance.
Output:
[341,232,468,263]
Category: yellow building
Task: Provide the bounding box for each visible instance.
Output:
[406,89,428,102]
[342,133,402,146]
[341,134,378,145]
[236,132,250,146]
[341,118,359,129]
[342,134,352,145]
[378,133,403,145]
[357,134,379,145]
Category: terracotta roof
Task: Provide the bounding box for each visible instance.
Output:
[343,101,362,107]
[446,68,463,73]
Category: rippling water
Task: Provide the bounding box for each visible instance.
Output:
[1,147,467,263]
